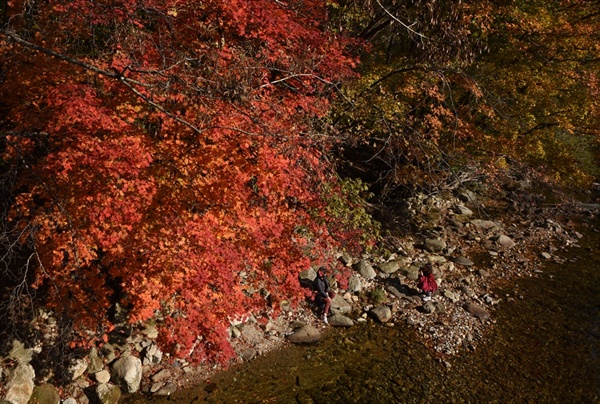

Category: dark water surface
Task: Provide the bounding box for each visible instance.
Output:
[125,218,600,403]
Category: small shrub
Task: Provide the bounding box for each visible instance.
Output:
[368,287,387,305]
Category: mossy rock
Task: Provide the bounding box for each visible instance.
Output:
[28,383,60,404]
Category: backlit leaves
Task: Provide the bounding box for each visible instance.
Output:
[1,0,366,363]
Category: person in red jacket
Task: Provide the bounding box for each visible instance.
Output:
[417,263,438,301]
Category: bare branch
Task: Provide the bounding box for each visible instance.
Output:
[1,30,120,79]
[1,30,206,134]
[375,0,428,40]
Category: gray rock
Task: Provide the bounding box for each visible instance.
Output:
[328,314,355,327]
[87,347,104,374]
[355,260,377,279]
[69,358,88,381]
[154,382,177,396]
[150,382,164,394]
[241,348,257,361]
[142,343,163,366]
[95,370,111,384]
[95,383,121,404]
[338,252,353,266]
[428,255,447,265]
[424,237,447,253]
[150,369,171,383]
[477,269,490,277]
[28,383,60,404]
[398,265,420,281]
[470,219,500,230]
[453,256,474,266]
[330,294,353,315]
[387,285,408,300]
[496,234,516,248]
[142,322,159,339]
[377,260,400,274]
[464,303,491,320]
[460,285,475,297]
[347,275,362,293]
[482,239,494,249]
[100,344,116,364]
[422,301,436,314]
[433,301,445,313]
[515,254,530,263]
[369,306,392,323]
[62,398,78,404]
[299,268,317,283]
[443,290,459,303]
[111,353,142,393]
[286,325,321,344]
[229,326,242,339]
[8,340,34,365]
[4,363,35,404]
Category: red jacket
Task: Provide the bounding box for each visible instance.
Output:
[418,273,438,293]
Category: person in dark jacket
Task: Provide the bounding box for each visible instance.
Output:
[315,267,335,324]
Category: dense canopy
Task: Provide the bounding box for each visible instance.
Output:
[1,0,598,365]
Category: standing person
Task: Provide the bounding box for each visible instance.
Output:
[418,263,438,301]
[315,267,335,324]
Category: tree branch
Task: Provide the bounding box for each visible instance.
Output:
[1,29,206,135]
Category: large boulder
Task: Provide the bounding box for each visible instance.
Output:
[96,383,122,404]
[87,347,104,374]
[347,275,362,293]
[28,383,60,404]
[464,303,491,320]
[330,294,353,315]
[8,340,33,365]
[298,267,317,288]
[69,358,88,381]
[377,260,400,274]
[424,237,447,253]
[355,260,377,279]
[328,314,355,327]
[3,363,35,404]
[369,306,392,323]
[286,325,321,344]
[453,256,474,267]
[398,265,420,281]
[496,234,516,248]
[110,353,142,393]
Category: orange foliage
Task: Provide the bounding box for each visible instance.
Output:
[1,0,362,363]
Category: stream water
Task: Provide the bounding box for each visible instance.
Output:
[124,215,600,404]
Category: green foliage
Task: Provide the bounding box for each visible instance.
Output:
[367,287,387,305]
[320,177,381,250]
[330,0,600,192]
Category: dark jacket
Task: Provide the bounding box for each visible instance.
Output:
[315,275,330,299]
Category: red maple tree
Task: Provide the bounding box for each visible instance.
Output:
[1,0,366,363]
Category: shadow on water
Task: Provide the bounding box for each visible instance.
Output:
[124,217,600,404]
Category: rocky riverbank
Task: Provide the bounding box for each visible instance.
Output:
[1,181,598,404]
